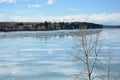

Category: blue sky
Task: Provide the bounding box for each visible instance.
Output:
[0,0,120,25]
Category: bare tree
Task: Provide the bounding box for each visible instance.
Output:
[105,48,114,80]
[73,29,102,80]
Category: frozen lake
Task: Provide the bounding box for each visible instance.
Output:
[0,29,119,80]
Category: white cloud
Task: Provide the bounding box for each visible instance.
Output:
[0,13,12,21]
[88,13,120,23]
[0,13,120,25]
[47,0,55,5]
[28,4,41,8]
[0,0,16,3]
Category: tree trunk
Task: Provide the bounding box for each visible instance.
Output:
[88,73,91,80]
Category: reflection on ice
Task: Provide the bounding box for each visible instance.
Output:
[0,29,119,80]
[0,29,102,40]
[21,48,72,51]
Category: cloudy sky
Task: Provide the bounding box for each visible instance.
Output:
[0,0,120,25]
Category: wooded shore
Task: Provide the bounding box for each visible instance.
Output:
[0,22,103,32]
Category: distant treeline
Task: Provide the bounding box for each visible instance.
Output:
[103,25,120,29]
[0,22,103,32]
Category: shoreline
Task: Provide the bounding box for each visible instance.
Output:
[0,22,103,32]
[0,22,119,32]
[0,28,104,32]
